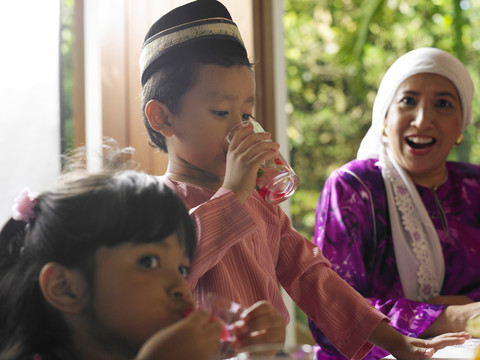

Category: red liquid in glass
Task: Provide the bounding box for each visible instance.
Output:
[226,120,298,204]
[258,186,288,204]
[256,163,297,204]
[220,323,231,341]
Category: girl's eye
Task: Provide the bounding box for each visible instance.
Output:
[138,255,160,269]
[178,265,190,279]
[242,114,254,121]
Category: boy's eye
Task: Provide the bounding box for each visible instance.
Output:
[211,110,228,117]
[138,255,160,269]
[242,114,254,121]
[178,265,190,279]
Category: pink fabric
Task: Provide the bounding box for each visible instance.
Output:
[164,177,387,359]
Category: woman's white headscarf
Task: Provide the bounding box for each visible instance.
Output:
[357,47,474,301]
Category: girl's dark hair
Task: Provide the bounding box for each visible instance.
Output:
[141,45,254,153]
[0,143,196,359]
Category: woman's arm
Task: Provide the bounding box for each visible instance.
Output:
[421,301,480,337]
[314,167,444,337]
[319,167,480,341]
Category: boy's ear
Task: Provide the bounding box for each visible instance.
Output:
[145,100,174,137]
[39,262,89,314]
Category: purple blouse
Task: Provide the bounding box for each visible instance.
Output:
[309,159,480,359]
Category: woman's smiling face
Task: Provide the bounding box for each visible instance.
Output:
[385,73,462,186]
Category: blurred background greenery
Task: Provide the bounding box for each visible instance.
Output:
[284,0,480,332]
[60,0,75,159]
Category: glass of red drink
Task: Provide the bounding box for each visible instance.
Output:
[226,119,299,204]
[198,293,244,358]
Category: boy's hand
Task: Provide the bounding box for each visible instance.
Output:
[370,320,471,359]
[230,300,286,350]
[386,332,471,359]
[224,122,280,203]
[135,310,222,360]
[404,332,472,357]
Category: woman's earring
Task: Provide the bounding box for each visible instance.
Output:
[382,125,388,137]
[456,133,464,145]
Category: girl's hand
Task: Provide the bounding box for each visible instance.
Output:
[224,122,280,203]
[230,300,286,350]
[134,310,222,360]
[370,320,470,359]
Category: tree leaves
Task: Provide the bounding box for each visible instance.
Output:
[285,0,480,238]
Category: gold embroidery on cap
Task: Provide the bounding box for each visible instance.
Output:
[140,19,244,74]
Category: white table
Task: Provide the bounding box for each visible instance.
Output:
[383,338,479,360]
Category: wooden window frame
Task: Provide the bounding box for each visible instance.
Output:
[73,0,276,175]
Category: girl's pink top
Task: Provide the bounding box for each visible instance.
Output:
[164,177,387,360]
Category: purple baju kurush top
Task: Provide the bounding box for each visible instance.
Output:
[309,158,480,360]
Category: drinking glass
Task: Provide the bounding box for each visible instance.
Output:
[226,119,299,204]
[198,293,244,359]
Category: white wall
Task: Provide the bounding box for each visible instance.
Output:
[272,1,297,347]
[0,1,61,224]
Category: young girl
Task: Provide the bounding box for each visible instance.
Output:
[139,1,470,359]
[0,144,285,360]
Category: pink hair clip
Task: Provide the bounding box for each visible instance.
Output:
[11,188,38,223]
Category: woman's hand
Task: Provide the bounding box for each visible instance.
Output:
[428,295,473,306]
[421,301,480,337]
[230,300,286,350]
[223,122,280,203]
[369,319,470,359]
[134,310,222,360]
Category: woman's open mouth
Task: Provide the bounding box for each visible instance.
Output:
[405,136,436,150]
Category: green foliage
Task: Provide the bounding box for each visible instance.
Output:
[60,0,75,156]
[284,0,480,327]
[285,0,480,240]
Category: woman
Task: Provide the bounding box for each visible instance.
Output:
[309,47,480,359]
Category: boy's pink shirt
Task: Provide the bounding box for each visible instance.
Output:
[163,177,387,360]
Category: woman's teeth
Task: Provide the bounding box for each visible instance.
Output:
[406,136,435,149]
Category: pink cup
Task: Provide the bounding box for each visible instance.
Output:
[226,119,299,204]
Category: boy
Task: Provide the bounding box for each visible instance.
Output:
[139,1,469,358]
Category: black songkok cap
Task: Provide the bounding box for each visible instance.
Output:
[139,0,248,86]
